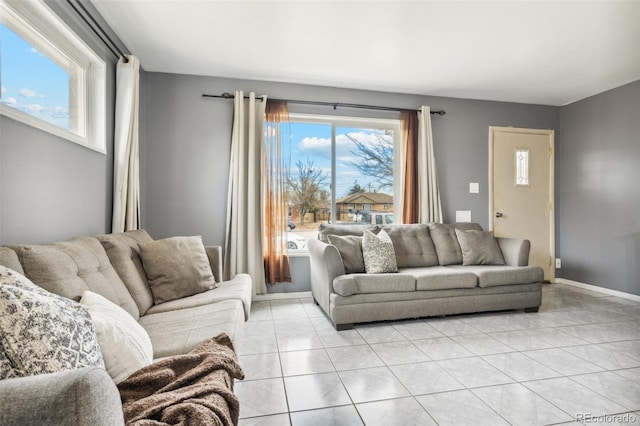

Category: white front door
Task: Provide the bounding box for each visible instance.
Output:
[489,126,555,281]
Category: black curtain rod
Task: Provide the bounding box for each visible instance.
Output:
[203,92,446,116]
[66,0,129,63]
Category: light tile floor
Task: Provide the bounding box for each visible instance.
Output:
[235,283,640,425]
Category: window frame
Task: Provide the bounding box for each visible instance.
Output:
[287,113,402,254]
[0,0,107,153]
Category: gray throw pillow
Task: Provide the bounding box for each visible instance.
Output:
[138,236,217,304]
[0,266,104,380]
[455,229,506,266]
[362,229,398,274]
[327,235,364,274]
[428,223,483,265]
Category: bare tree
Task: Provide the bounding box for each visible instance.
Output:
[346,134,394,191]
[287,159,329,224]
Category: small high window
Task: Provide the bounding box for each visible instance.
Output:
[0,1,106,152]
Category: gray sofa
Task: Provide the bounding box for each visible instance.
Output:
[308,223,542,330]
[0,229,252,426]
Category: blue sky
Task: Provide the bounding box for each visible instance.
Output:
[1,24,70,129]
[287,122,393,199]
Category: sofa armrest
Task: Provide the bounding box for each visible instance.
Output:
[308,238,345,315]
[497,237,531,266]
[205,246,223,283]
[0,367,124,426]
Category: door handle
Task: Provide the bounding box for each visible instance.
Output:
[495,212,503,218]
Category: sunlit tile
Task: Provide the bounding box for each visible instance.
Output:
[523,348,604,375]
[339,366,410,403]
[356,324,407,344]
[284,372,351,412]
[239,352,282,380]
[572,371,640,411]
[390,361,464,395]
[412,337,474,360]
[290,405,362,426]
[417,389,510,426]
[356,397,436,426]
[280,349,335,376]
[482,352,561,382]
[370,341,429,365]
[523,377,627,417]
[472,383,572,425]
[325,345,384,371]
[436,357,514,388]
[236,378,288,418]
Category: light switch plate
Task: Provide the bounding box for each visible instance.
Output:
[456,210,472,222]
[469,182,479,193]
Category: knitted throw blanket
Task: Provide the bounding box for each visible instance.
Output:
[118,334,245,426]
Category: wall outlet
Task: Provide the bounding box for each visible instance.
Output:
[555,258,562,269]
[469,182,479,194]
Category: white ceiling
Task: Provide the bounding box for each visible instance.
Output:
[92,1,640,106]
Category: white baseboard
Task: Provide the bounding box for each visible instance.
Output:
[253,291,312,301]
[555,278,640,302]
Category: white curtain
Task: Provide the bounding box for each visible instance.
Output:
[224,91,267,295]
[112,55,141,233]
[417,106,443,223]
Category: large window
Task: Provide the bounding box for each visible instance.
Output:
[0,0,106,152]
[285,114,401,252]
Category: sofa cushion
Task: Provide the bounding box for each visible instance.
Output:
[145,273,253,320]
[327,235,364,274]
[80,291,153,384]
[428,223,483,265]
[96,230,155,315]
[318,223,380,243]
[16,237,140,319]
[455,229,505,266]
[399,266,478,290]
[0,266,104,379]
[383,224,438,268]
[0,247,24,275]
[139,236,217,304]
[139,299,244,358]
[447,265,543,287]
[362,229,398,274]
[333,273,416,296]
[330,282,541,306]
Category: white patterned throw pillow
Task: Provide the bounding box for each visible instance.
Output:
[362,229,398,274]
[0,266,104,380]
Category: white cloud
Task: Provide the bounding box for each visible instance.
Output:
[1,86,6,94]
[50,106,68,118]
[4,97,17,105]
[19,88,37,98]
[26,104,44,112]
[298,136,332,159]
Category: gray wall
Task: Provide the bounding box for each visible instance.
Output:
[0,1,127,244]
[558,80,640,296]
[141,73,559,290]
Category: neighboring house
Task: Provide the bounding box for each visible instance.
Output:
[335,192,393,223]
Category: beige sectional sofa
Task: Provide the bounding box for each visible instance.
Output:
[0,229,252,425]
[309,223,542,330]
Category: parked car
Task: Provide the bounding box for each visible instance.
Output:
[358,212,394,225]
[287,233,307,250]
